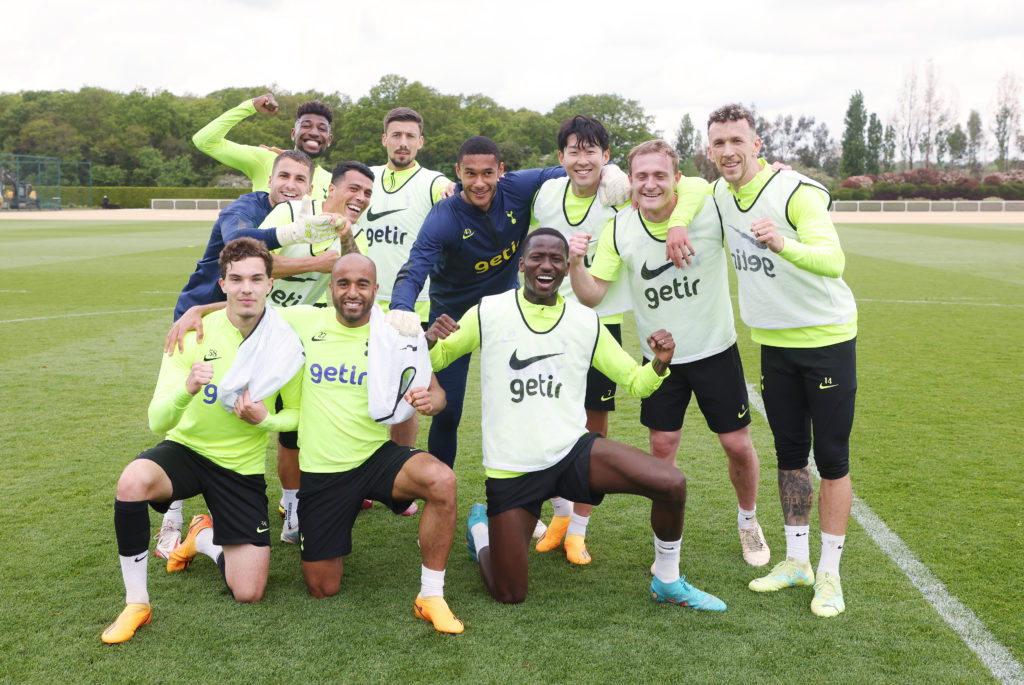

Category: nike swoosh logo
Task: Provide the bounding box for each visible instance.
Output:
[600,392,615,402]
[737,405,749,418]
[134,554,147,563]
[462,229,474,240]
[203,353,220,361]
[509,350,563,370]
[819,383,839,390]
[256,526,269,533]
[794,532,807,537]
[365,207,404,222]
[640,261,673,280]
[311,331,327,341]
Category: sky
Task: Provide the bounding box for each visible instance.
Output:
[9,0,1024,148]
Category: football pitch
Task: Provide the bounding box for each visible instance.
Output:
[0,216,1021,683]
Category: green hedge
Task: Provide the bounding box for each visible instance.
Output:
[834,182,1024,201]
[36,186,246,209]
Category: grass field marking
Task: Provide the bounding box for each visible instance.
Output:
[746,381,1024,685]
[859,298,1024,308]
[0,307,167,324]
[0,289,28,293]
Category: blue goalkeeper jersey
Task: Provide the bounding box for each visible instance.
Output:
[389,166,566,321]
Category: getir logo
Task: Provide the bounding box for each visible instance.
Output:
[644,275,701,309]
[310,362,366,385]
[475,240,519,274]
[511,373,563,403]
[365,225,408,247]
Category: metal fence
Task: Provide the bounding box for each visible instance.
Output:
[0,153,92,210]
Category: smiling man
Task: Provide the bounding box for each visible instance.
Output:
[275,253,464,634]
[568,139,770,571]
[193,93,335,199]
[102,238,302,644]
[426,228,725,611]
[700,104,858,617]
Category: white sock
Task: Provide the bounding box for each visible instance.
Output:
[566,513,590,537]
[551,497,572,518]
[420,565,446,598]
[119,552,149,605]
[281,489,299,530]
[195,527,222,562]
[653,534,681,583]
[784,525,811,563]
[738,505,757,530]
[471,522,489,552]
[817,532,846,577]
[162,500,183,527]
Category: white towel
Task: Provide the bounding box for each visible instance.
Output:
[218,304,305,412]
[367,303,432,424]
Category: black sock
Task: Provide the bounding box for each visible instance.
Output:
[114,499,151,556]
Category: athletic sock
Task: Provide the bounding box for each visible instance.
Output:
[420,565,446,598]
[216,552,235,600]
[195,527,222,562]
[817,532,846,577]
[566,513,590,537]
[653,534,681,583]
[281,489,299,529]
[471,522,489,553]
[162,499,183,528]
[738,505,757,530]
[551,497,572,518]
[114,499,151,605]
[784,525,811,563]
[119,553,149,604]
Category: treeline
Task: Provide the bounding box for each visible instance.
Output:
[0,76,663,187]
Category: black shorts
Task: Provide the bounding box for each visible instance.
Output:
[584,323,620,411]
[297,441,421,561]
[275,395,298,449]
[760,338,857,480]
[136,440,270,547]
[484,433,604,519]
[640,343,751,434]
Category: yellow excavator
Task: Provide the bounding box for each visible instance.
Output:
[0,166,40,209]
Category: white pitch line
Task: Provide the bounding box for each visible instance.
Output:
[858,298,1023,308]
[0,289,28,293]
[0,307,167,324]
[747,382,1024,685]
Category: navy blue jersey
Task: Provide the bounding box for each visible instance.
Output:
[390,167,566,321]
[173,192,280,320]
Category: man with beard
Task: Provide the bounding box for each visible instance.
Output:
[193,93,335,199]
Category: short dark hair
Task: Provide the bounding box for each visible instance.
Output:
[219,237,272,278]
[272,149,315,178]
[383,107,424,134]
[296,100,333,126]
[331,161,374,184]
[523,227,569,257]
[557,115,610,152]
[707,103,756,133]
[457,136,501,164]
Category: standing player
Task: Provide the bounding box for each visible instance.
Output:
[102,238,302,644]
[193,93,335,199]
[569,139,770,569]
[691,104,857,617]
[364,108,451,453]
[277,254,464,634]
[388,135,630,469]
[427,229,725,611]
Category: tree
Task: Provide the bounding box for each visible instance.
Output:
[946,123,967,168]
[882,125,897,172]
[673,113,703,169]
[894,66,923,168]
[918,60,950,167]
[991,71,1021,171]
[967,110,984,176]
[839,91,867,178]
[866,113,883,175]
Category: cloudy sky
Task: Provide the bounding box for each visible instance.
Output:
[9,0,1024,146]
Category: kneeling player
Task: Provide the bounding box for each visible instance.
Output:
[102,238,302,644]
[278,254,464,634]
[426,228,725,609]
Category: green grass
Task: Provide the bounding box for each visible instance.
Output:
[0,218,1021,682]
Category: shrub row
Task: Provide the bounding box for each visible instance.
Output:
[36,186,246,209]
[833,182,1024,201]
